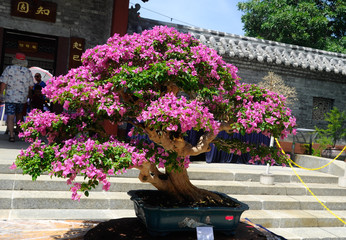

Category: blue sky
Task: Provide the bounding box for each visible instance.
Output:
[129,0,246,36]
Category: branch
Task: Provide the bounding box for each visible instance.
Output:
[134,162,170,191]
[144,122,233,157]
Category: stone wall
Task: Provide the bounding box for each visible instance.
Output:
[228,58,346,129]
[0,0,113,49]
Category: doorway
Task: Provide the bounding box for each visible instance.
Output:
[1,29,58,74]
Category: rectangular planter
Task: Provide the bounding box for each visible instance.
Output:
[128,190,249,236]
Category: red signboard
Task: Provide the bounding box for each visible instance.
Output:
[11,0,57,23]
[18,40,38,53]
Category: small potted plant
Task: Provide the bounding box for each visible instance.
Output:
[315,107,346,160]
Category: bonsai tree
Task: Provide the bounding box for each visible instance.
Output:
[13,26,296,203]
[315,107,346,149]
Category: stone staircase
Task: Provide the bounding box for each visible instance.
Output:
[0,133,346,239]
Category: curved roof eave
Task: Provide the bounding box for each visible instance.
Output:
[186,27,346,76]
[135,18,346,76]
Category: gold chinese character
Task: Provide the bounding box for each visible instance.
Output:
[73,55,81,62]
[36,6,50,15]
[25,44,30,48]
[19,43,24,47]
[32,45,37,49]
[17,2,29,13]
[73,42,83,51]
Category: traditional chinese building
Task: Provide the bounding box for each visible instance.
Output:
[1,1,345,130]
[0,0,130,75]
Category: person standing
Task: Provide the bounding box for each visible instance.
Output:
[29,73,47,112]
[0,53,34,142]
[30,85,45,111]
[33,73,46,89]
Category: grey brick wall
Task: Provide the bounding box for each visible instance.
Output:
[228,58,346,129]
[0,0,113,48]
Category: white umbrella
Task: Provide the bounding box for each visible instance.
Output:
[29,66,53,83]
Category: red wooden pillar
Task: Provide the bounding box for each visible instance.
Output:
[55,37,69,76]
[0,28,3,69]
[107,0,130,135]
[111,0,130,36]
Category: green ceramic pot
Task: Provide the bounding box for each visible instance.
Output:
[128,190,249,236]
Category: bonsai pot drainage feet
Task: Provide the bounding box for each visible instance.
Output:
[128,190,249,237]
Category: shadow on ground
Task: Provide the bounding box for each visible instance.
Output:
[84,218,285,240]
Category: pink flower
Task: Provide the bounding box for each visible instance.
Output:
[9,163,17,170]
[108,169,115,175]
[63,100,70,110]
[167,124,178,131]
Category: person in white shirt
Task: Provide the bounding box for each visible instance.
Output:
[0,53,34,142]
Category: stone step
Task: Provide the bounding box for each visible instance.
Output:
[240,195,346,211]
[0,190,345,211]
[242,210,346,228]
[187,163,340,184]
[1,173,345,196]
[0,190,134,210]
[0,209,136,221]
[2,129,346,240]
[1,208,345,230]
[0,160,340,184]
[268,227,346,240]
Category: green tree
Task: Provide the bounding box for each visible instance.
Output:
[237,0,346,53]
[315,107,346,148]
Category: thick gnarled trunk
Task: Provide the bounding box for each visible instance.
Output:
[136,162,221,203]
[131,87,233,202]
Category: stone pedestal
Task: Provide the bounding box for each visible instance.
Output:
[338,166,346,188]
[338,177,346,187]
[260,174,275,185]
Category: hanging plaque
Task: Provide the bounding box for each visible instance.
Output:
[11,0,57,23]
[18,40,38,53]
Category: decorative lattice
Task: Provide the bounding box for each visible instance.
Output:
[312,97,334,120]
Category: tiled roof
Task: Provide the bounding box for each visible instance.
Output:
[134,18,346,76]
[188,28,346,76]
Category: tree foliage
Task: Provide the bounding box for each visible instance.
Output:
[14,26,296,202]
[315,107,346,148]
[237,0,346,53]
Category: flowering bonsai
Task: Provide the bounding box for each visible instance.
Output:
[13,26,296,204]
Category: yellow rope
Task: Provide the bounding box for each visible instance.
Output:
[275,138,346,225]
[286,144,346,171]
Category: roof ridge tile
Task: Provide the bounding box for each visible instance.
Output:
[137,18,346,76]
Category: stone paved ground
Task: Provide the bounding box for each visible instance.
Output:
[0,219,276,240]
[0,220,99,240]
